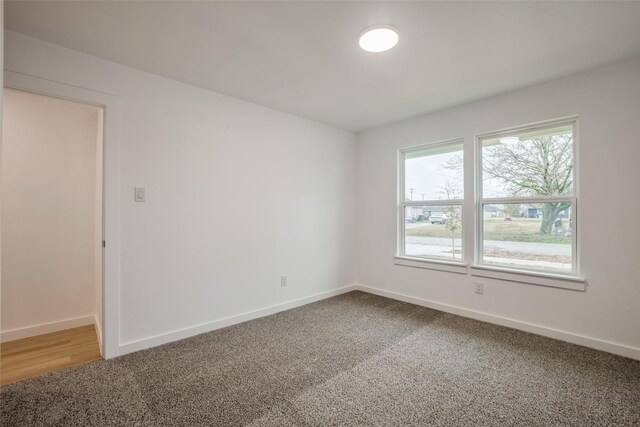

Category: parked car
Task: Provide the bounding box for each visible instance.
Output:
[429,213,448,224]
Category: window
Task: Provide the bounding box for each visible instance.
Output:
[477,119,577,275]
[399,140,464,263]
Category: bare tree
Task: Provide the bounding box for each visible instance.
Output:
[483,134,573,234]
[441,180,462,259]
[444,206,461,260]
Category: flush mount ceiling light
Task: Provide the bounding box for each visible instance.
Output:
[358,25,399,53]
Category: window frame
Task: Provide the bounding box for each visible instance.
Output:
[474,117,580,277]
[397,138,466,267]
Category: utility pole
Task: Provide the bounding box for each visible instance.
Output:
[409,188,415,201]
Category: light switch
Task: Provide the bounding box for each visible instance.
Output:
[134,187,146,202]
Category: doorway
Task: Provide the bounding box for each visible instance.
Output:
[1,88,104,385]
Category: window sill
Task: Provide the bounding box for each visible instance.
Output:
[394,256,468,274]
[469,265,586,291]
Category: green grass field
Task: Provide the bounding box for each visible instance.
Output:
[406,218,571,244]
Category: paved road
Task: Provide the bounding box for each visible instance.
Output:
[406,236,570,255]
[405,235,571,271]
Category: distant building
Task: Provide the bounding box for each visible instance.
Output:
[405,206,437,222]
[519,205,571,219]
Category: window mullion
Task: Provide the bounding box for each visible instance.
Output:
[480,196,574,205]
[404,199,463,207]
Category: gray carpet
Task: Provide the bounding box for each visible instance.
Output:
[1,291,639,426]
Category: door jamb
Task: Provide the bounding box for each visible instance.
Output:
[4,70,122,358]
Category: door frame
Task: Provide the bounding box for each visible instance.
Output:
[4,71,122,358]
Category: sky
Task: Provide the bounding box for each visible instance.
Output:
[405,150,463,202]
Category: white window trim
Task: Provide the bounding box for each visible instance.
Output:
[397,138,465,265]
[395,117,585,291]
[469,264,586,291]
[394,256,467,274]
[475,116,582,281]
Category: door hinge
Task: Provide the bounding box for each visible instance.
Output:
[102,240,106,248]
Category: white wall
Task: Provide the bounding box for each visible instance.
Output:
[4,30,357,350]
[1,88,101,338]
[356,57,640,356]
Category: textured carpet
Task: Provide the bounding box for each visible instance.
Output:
[1,291,639,426]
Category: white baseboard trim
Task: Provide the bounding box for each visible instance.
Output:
[94,314,104,357]
[118,285,357,356]
[0,315,96,343]
[355,284,640,361]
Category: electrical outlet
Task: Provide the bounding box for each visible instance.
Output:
[474,281,484,294]
[280,276,287,287]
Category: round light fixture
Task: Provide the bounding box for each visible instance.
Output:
[358,25,399,53]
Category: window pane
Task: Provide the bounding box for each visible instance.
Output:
[482,203,572,274]
[405,205,462,261]
[481,125,573,199]
[405,143,463,201]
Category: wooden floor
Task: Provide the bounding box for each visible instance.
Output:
[1,325,102,386]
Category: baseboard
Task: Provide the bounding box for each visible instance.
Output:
[118,285,357,356]
[94,314,104,357]
[0,315,96,343]
[354,284,640,361]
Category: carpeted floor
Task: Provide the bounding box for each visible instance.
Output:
[1,291,639,426]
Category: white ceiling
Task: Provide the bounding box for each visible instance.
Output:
[6,1,640,133]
